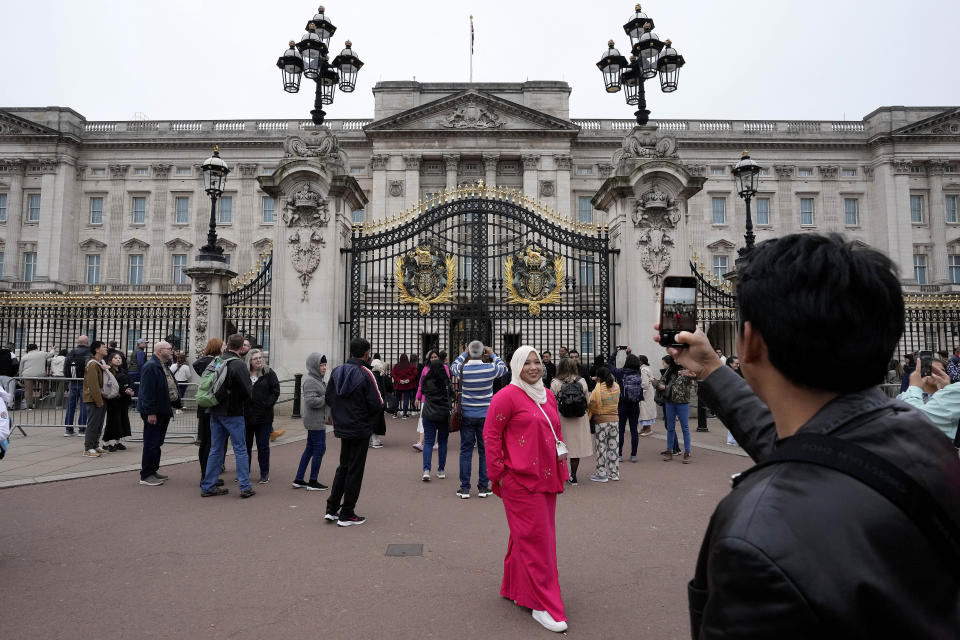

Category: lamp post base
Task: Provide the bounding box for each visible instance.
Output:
[311,108,326,125]
[634,109,651,125]
[196,250,227,263]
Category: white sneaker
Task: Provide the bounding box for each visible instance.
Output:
[436,470,445,479]
[532,610,568,632]
[422,470,430,482]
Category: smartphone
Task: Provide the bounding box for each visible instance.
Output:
[660,275,698,347]
[919,350,933,377]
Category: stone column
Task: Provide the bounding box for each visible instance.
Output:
[522,154,539,199]
[370,154,388,221]
[555,154,572,218]
[891,160,915,278]
[818,165,840,230]
[237,164,260,268]
[444,153,460,191]
[35,161,61,285]
[184,263,237,358]
[483,153,499,189]
[106,164,129,283]
[928,161,949,283]
[592,128,704,350]
[403,154,421,212]
[774,165,795,238]
[1,160,24,282]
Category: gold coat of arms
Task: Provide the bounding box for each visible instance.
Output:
[503,245,565,315]
[395,243,456,315]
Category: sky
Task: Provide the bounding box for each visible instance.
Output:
[2,0,958,123]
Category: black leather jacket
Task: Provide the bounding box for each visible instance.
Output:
[694,365,960,639]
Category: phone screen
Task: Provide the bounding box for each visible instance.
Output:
[661,276,698,347]
[919,350,933,378]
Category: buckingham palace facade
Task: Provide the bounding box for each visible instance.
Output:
[1,81,959,294]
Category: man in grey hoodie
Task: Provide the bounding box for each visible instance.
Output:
[293,353,331,490]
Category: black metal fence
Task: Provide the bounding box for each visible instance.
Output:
[347,189,613,368]
[223,253,272,353]
[690,260,738,356]
[0,291,190,363]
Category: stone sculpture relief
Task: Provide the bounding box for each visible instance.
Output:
[194,293,210,357]
[442,104,504,129]
[283,128,347,174]
[282,182,330,302]
[633,184,682,289]
[288,227,327,302]
[389,180,405,197]
[539,180,555,198]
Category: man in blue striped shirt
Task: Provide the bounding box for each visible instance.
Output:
[451,340,507,499]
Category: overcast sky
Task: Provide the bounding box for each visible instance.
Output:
[2,0,957,123]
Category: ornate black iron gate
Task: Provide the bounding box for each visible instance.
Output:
[347,191,612,368]
[691,258,738,356]
[223,252,273,352]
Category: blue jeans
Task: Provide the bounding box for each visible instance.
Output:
[421,417,449,471]
[398,390,414,415]
[458,415,489,491]
[664,402,691,454]
[64,383,87,429]
[202,415,251,492]
[296,430,327,482]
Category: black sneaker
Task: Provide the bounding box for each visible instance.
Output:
[240,489,256,499]
[114,443,127,451]
[477,486,493,498]
[216,479,225,487]
[456,488,471,499]
[201,487,229,497]
[292,479,309,489]
[337,514,366,527]
[306,480,328,491]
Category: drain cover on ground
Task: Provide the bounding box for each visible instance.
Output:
[385,544,423,557]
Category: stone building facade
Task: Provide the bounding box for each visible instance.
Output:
[1,81,959,294]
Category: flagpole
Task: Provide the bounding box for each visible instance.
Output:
[470,15,474,83]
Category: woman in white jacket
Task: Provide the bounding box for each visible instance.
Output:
[637,355,657,437]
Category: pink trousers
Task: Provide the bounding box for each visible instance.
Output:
[499,474,565,622]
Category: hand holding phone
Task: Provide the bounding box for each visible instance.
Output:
[919,350,933,378]
[660,276,698,348]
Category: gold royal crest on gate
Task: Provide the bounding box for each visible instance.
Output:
[503,244,565,315]
[395,242,456,315]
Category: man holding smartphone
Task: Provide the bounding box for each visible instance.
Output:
[658,233,960,638]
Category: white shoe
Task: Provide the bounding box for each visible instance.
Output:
[532,610,568,633]
[422,470,430,482]
[436,470,445,479]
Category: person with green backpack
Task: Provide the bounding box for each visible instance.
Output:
[199,334,254,498]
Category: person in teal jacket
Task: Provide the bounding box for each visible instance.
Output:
[897,357,960,445]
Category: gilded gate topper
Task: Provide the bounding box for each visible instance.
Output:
[503,244,565,315]
[394,242,456,315]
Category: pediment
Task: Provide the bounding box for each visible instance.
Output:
[892,108,960,137]
[164,237,194,251]
[0,110,61,137]
[79,238,107,251]
[121,238,150,250]
[216,237,237,250]
[251,237,273,252]
[364,90,579,134]
[707,239,737,252]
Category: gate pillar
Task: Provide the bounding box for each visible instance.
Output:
[593,125,705,351]
[258,130,367,378]
[184,261,237,358]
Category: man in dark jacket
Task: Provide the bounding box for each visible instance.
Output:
[662,233,960,639]
[63,336,91,436]
[324,337,383,526]
[136,341,178,486]
[201,333,254,498]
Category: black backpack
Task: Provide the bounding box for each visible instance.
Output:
[557,379,588,418]
[623,371,644,403]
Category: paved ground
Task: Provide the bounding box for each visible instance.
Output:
[1,413,750,639]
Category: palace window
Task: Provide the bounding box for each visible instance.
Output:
[172,254,187,284]
[132,196,146,224]
[713,255,728,280]
[759,168,769,177]
[350,165,365,175]
[134,168,148,176]
[176,167,191,176]
[352,209,365,224]
[797,168,814,177]
[223,254,231,265]
[844,198,859,226]
[175,196,189,224]
[86,255,101,284]
[91,168,106,177]
[579,259,595,286]
[580,330,595,358]
[950,255,960,284]
[946,195,958,223]
[576,166,593,176]
[0,251,4,278]
[712,197,726,225]
[126,330,141,353]
[463,256,472,282]
[842,168,857,178]
[578,196,593,223]
[710,167,725,176]
[0,193,6,222]
[913,254,927,285]
[800,198,815,225]
[262,196,275,223]
[89,197,103,224]
[218,196,232,224]
[756,197,770,225]
[910,195,924,224]
[23,252,37,281]
[128,254,144,284]
[910,165,923,174]
[27,194,41,222]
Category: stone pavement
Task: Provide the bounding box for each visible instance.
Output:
[0,413,752,639]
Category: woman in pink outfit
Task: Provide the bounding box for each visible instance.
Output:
[484,346,569,633]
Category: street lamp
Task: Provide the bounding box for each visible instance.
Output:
[596,4,686,125]
[276,6,364,126]
[731,150,763,257]
[197,147,231,263]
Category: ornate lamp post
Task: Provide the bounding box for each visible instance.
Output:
[731,150,763,257]
[276,6,364,125]
[596,4,685,125]
[197,147,231,262]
